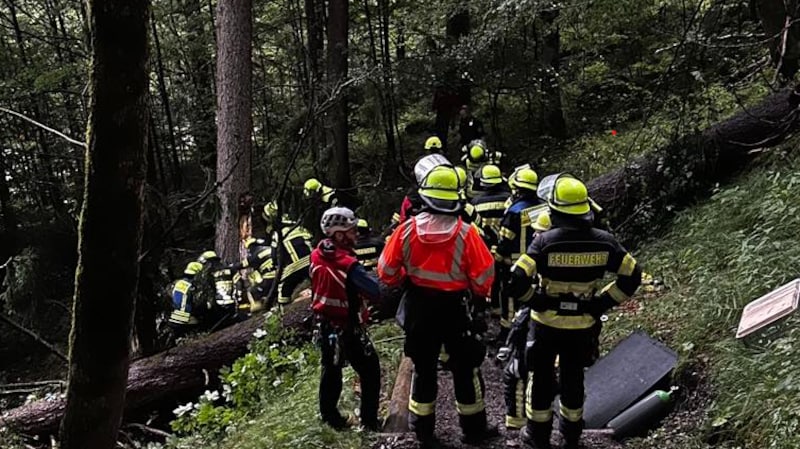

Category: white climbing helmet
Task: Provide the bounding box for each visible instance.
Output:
[320,207,358,236]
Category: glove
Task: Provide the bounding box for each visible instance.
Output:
[505,268,530,299]
[587,293,617,319]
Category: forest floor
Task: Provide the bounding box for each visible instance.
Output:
[367,320,697,449]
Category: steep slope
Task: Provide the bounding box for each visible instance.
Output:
[603,146,800,449]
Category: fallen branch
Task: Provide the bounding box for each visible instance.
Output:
[123,423,172,439]
[0,381,65,390]
[0,314,68,363]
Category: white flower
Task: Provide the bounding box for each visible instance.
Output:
[253,328,267,339]
[269,343,279,350]
[222,383,233,402]
[201,389,220,402]
[256,354,267,364]
[272,378,282,387]
[173,403,194,417]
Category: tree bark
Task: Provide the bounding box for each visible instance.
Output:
[1,295,313,437]
[215,0,253,264]
[0,159,17,256]
[589,87,800,243]
[755,0,800,80]
[180,0,217,169]
[326,0,353,204]
[538,7,567,139]
[58,0,150,447]
[150,13,182,190]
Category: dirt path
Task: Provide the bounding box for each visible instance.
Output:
[372,324,625,449]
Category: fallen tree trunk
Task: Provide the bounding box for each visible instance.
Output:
[0,291,313,436]
[590,86,800,243]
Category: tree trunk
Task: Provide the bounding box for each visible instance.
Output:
[215,0,253,264]
[326,0,352,203]
[180,0,217,169]
[150,13,182,190]
[58,0,150,447]
[0,159,17,256]
[134,187,166,357]
[755,0,800,80]
[589,87,800,243]
[1,296,313,437]
[538,7,567,139]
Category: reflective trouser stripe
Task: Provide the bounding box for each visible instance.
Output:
[559,402,583,422]
[409,398,435,416]
[456,368,486,416]
[439,345,450,363]
[506,415,526,429]
[526,375,553,422]
[409,371,435,416]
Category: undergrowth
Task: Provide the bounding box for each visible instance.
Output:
[162,313,405,449]
[601,147,800,449]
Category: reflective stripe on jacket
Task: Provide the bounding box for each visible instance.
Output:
[310,239,359,326]
[378,214,495,297]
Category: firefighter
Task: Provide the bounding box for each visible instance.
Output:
[378,165,498,448]
[311,207,382,431]
[168,251,221,333]
[471,164,510,247]
[229,237,276,311]
[495,167,546,341]
[455,165,482,227]
[304,178,340,207]
[259,202,314,308]
[498,211,551,432]
[353,219,384,270]
[470,164,511,320]
[273,220,314,309]
[507,177,642,449]
[461,139,490,199]
[424,135,444,153]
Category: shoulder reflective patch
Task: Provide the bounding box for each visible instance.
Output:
[525,205,547,223]
[355,247,377,256]
[548,252,609,268]
[174,279,191,294]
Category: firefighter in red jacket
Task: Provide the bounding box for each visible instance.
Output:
[311,207,382,431]
[379,165,498,448]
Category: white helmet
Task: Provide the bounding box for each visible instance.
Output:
[414,154,452,185]
[320,207,357,236]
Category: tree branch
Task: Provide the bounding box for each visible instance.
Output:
[0,313,68,362]
[0,107,85,148]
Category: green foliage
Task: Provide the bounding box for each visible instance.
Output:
[164,315,405,449]
[600,148,800,448]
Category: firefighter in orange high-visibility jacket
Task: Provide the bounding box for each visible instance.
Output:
[311,207,382,431]
[378,165,499,449]
[507,177,641,449]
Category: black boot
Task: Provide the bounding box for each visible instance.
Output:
[559,418,583,449]
[520,420,552,449]
[462,424,501,444]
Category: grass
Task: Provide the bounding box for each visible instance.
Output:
[164,320,405,449]
[598,147,800,448]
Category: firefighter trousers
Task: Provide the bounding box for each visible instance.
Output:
[319,323,381,429]
[503,358,528,429]
[525,321,596,445]
[402,290,488,440]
